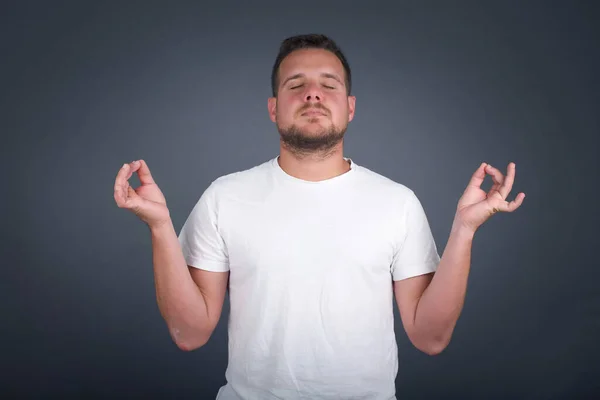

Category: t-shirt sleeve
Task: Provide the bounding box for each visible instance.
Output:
[178,181,230,272]
[390,191,441,281]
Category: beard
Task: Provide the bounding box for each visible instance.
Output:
[277,120,347,157]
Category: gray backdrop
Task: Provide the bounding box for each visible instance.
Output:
[3,0,598,398]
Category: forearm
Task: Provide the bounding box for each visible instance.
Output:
[414,221,475,349]
[149,219,211,349]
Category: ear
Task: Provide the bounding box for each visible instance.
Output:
[267,97,277,123]
[347,95,356,122]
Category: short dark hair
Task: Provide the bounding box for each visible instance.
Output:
[270,34,352,97]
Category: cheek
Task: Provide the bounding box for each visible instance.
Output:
[278,98,300,116]
[332,99,349,117]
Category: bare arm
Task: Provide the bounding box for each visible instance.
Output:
[150,219,229,351]
[394,226,474,355]
[394,162,524,355]
[114,160,229,351]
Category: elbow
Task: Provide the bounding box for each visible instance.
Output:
[176,340,205,352]
[409,322,456,356]
[420,339,448,356]
[170,327,211,352]
[412,334,451,356]
[175,337,207,352]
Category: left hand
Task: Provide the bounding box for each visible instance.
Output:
[453,162,526,234]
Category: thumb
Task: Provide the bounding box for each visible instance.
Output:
[136,159,156,185]
[466,162,487,189]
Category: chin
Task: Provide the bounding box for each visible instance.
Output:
[278,121,347,152]
[299,119,331,130]
[299,127,331,137]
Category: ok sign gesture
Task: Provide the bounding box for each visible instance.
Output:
[454,162,526,233]
[113,160,171,228]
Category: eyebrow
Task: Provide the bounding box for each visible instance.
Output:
[281,73,344,87]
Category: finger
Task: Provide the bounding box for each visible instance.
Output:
[114,188,123,207]
[115,177,132,207]
[127,185,139,205]
[484,164,505,190]
[115,162,130,189]
[136,159,155,185]
[115,186,137,210]
[499,192,526,212]
[498,162,516,199]
[467,162,488,189]
[114,165,128,202]
[115,161,140,191]
[114,180,129,207]
[115,163,134,198]
[125,160,141,181]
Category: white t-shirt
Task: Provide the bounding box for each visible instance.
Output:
[178,156,441,400]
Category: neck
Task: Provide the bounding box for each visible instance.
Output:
[277,143,351,182]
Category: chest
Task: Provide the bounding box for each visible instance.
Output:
[220,194,399,282]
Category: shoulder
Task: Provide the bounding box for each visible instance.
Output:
[352,161,417,204]
[202,157,276,204]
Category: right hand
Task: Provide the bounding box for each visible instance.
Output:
[114,159,170,228]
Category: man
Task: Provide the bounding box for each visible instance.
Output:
[114,34,525,400]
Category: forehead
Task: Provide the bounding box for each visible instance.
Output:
[279,48,345,78]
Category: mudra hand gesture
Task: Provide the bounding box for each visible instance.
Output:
[454,162,526,233]
[113,160,171,229]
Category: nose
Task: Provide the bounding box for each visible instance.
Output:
[305,93,321,102]
[303,82,323,102]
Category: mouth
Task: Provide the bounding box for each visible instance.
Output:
[301,109,327,117]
